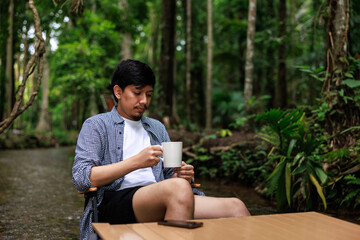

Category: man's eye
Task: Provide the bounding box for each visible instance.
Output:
[147,94,152,98]
[134,92,141,95]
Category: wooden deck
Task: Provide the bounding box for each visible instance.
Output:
[92,211,360,240]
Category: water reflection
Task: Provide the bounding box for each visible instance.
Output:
[0,147,277,239]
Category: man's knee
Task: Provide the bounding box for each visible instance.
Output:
[227,198,251,217]
[166,178,194,205]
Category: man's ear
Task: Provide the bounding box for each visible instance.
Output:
[113,85,122,100]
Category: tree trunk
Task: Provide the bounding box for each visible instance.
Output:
[120,0,132,60]
[244,0,257,106]
[191,2,206,127]
[148,2,160,67]
[185,0,192,121]
[274,0,287,108]
[205,0,213,129]
[308,0,320,105]
[36,32,51,131]
[4,0,14,120]
[325,0,349,90]
[323,0,357,149]
[88,0,98,116]
[159,0,176,117]
[265,0,276,109]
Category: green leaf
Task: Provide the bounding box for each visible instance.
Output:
[266,158,286,196]
[340,126,360,134]
[344,72,354,78]
[314,167,328,184]
[285,162,292,206]
[287,139,297,158]
[309,173,327,210]
[340,190,360,206]
[293,152,305,166]
[341,79,360,88]
[293,164,306,175]
[315,67,325,73]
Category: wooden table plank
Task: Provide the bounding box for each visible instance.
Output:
[263,212,359,240]
[92,223,121,240]
[221,216,304,240]
[93,212,360,240]
[215,217,269,240]
[141,222,190,240]
[126,223,168,240]
[111,225,144,240]
[255,213,328,240]
[283,212,360,240]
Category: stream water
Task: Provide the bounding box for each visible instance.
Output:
[1,147,353,239]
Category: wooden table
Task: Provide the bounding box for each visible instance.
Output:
[92,212,360,240]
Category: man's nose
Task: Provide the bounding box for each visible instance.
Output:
[139,93,147,103]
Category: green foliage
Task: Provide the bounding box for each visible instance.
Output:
[340,175,360,208]
[185,138,268,186]
[217,129,233,138]
[50,8,121,130]
[340,56,360,105]
[228,94,271,130]
[212,89,244,127]
[256,108,328,210]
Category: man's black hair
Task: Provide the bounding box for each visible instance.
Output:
[111,59,156,102]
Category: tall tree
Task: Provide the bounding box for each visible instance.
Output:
[159,0,176,117]
[244,0,256,105]
[36,31,51,131]
[323,0,359,149]
[190,0,206,127]
[265,0,276,109]
[206,0,213,129]
[148,1,160,66]
[325,0,349,90]
[4,0,14,121]
[274,0,287,108]
[185,0,192,121]
[119,0,132,60]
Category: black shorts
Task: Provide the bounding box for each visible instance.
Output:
[98,186,143,224]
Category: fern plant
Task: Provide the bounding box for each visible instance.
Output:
[340,174,360,209]
[256,108,328,210]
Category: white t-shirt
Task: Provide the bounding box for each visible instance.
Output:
[120,118,156,190]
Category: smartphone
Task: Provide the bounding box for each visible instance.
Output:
[158,220,203,229]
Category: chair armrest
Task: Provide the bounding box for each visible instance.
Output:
[191,183,201,188]
[78,187,98,194]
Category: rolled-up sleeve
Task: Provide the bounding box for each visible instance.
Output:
[72,119,104,192]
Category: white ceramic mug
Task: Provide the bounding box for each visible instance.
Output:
[161,142,183,168]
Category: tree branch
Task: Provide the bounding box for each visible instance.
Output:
[0,0,45,134]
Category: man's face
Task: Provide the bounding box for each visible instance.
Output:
[114,84,153,121]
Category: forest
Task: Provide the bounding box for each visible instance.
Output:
[1,0,360,216]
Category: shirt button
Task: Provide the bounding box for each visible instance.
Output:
[118,147,120,149]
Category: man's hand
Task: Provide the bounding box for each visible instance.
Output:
[136,145,163,168]
[90,145,162,187]
[173,161,194,183]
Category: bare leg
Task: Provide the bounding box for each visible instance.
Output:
[194,195,251,219]
[132,178,195,222]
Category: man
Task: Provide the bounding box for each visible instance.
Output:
[73,59,250,240]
